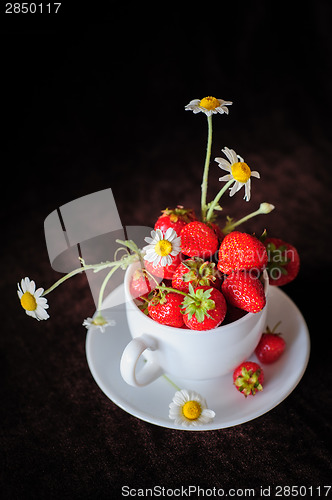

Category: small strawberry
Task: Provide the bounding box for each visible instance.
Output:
[148,289,185,328]
[255,322,286,364]
[233,361,264,397]
[180,221,219,259]
[129,267,156,300]
[154,206,197,235]
[218,231,268,274]
[172,257,222,293]
[221,272,266,313]
[182,285,227,331]
[264,237,300,286]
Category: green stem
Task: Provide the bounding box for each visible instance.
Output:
[206,179,235,221]
[42,261,117,297]
[97,264,122,312]
[163,374,181,392]
[222,202,275,234]
[201,115,213,221]
[156,285,188,298]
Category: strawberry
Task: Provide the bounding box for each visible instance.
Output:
[180,221,219,259]
[218,231,268,274]
[182,285,227,331]
[255,322,286,364]
[264,237,300,286]
[154,206,196,235]
[172,257,222,293]
[144,254,182,280]
[221,271,266,313]
[148,290,185,328]
[129,267,156,300]
[233,361,264,397]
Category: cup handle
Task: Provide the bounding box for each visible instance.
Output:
[120,335,163,387]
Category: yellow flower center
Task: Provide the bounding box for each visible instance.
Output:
[20,292,37,311]
[231,162,251,183]
[182,401,202,420]
[155,240,172,257]
[92,316,107,326]
[199,96,220,111]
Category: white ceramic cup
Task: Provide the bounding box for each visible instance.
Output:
[120,261,269,387]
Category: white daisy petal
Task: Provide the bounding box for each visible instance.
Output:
[219,174,233,182]
[21,278,27,293]
[244,178,251,201]
[229,181,241,197]
[215,158,232,171]
[164,227,176,241]
[251,170,260,178]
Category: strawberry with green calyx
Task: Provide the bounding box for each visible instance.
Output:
[154,206,197,235]
[172,257,222,293]
[233,361,264,397]
[182,284,227,331]
[148,286,185,328]
[264,237,300,286]
[218,231,268,274]
[180,221,219,259]
[221,271,266,313]
[255,321,286,364]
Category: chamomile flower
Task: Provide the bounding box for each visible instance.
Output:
[143,228,181,267]
[83,315,115,333]
[17,277,49,321]
[169,389,216,428]
[215,147,260,202]
[185,96,232,116]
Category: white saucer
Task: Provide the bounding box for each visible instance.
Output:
[86,286,310,431]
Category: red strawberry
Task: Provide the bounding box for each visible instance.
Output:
[144,254,182,280]
[180,221,219,259]
[221,272,266,313]
[182,285,227,331]
[172,257,222,293]
[255,322,286,364]
[148,291,184,328]
[233,361,264,397]
[264,237,300,286]
[218,231,268,274]
[129,267,156,300]
[154,206,196,234]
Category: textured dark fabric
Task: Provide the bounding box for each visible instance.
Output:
[2,6,332,498]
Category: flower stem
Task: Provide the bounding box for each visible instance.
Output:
[201,115,213,221]
[42,261,117,297]
[97,264,122,312]
[156,285,188,298]
[42,239,143,298]
[222,202,275,234]
[206,179,235,222]
[163,374,181,391]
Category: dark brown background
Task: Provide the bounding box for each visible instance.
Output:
[1,3,332,498]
